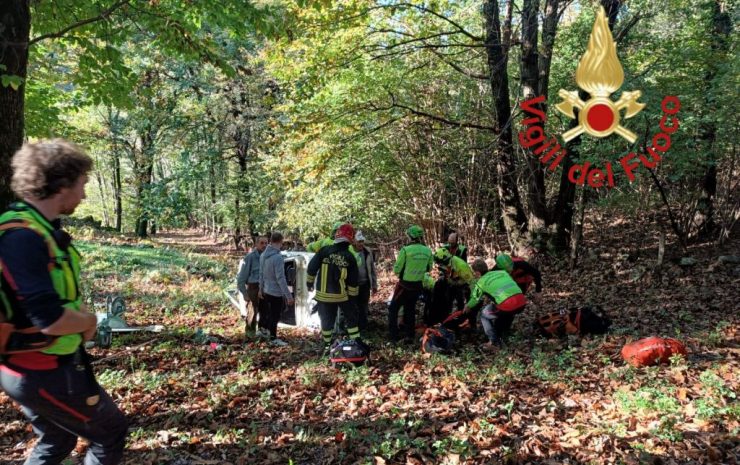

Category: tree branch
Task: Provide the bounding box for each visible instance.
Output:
[375,93,497,131]
[29,0,131,45]
[391,2,483,42]
[615,12,644,44]
[429,49,489,80]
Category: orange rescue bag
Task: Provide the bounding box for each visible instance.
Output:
[621,337,687,367]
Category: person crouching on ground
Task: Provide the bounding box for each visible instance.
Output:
[0,139,128,465]
[464,259,528,349]
[258,232,294,346]
[307,224,364,354]
[493,254,543,304]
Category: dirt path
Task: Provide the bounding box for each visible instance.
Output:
[154,229,243,259]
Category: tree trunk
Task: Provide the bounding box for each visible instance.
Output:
[235,136,249,249]
[113,149,122,232]
[484,0,527,253]
[520,0,548,250]
[552,1,620,253]
[231,84,253,245]
[0,1,30,210]
[134,133,155,238]
[538,0,562,101]
[94,169,110,227]
[209,156,217,238]
[552,118,581,252]
[569,189,587,270]
[691,0,731,241]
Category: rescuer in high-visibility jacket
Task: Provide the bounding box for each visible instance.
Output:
[429,247,474,325]
[0,140,128,465]
[464,259,528,349]
[387,225,433,344]
[493,254,543,304]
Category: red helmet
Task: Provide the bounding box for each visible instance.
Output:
[335,223,355,242]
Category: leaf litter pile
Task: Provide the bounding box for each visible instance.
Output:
[0,219,738,465]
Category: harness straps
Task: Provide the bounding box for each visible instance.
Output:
[0,214,63,355]
[0,219,60,272]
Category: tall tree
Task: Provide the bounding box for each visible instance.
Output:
[0,1,30,208]
[691,0,732,241]
[0,0,286,210]
[484,0,527,252]
[520,0,548,247]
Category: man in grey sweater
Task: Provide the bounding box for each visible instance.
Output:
[354,231,378,331]
[236,235,267,338]
[259,232,294,346]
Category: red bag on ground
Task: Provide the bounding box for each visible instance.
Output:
[621,337,687,367]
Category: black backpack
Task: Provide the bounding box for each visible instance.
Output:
[535,306,611,338]
[421,326,456,354]
[329,339,370,367]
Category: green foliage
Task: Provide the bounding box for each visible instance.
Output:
[16,0,736,244]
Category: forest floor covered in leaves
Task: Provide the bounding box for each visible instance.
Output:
[0,216,738,465]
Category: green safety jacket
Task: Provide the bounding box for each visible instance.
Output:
[393,242,433,284]
[422,272,435,291]
[306,237,334,253]
[307,237,361,264]
[467,270,522,308]
[444,256,474,286]
[0,203,83,355]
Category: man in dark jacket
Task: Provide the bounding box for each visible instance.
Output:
[307,224,362,352]
[259,232,294,346]
[0,140,128,465]
[236,236,267,338]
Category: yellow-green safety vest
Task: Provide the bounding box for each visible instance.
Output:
[0,203,83,355]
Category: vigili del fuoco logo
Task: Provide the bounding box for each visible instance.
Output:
[518,7,681,188]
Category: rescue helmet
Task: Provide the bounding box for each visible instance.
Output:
[331,221,344,236]
[495,254,514,273]
[433,247,452,265]
[406,225,424,240]
[335,223,355,242]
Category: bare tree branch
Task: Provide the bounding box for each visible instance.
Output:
[371,92,497,131]
[391,2,483,42]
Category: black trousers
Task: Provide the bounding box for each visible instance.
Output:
[259,294,284,338]
[355,283,371,331]
[449,283,467,311]
[388,285,422,342]
[317,300,359,343]
[425,279,451,326]
[0,357,128,465]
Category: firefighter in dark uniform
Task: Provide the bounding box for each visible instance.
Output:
[0,140,128,465]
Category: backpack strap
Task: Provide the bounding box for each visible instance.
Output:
[538,312,568,337]
[0,218,61,354]
[564,309,580,335]
[0,220,60,270]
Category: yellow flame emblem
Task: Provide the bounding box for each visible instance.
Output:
[556,7,644,143]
